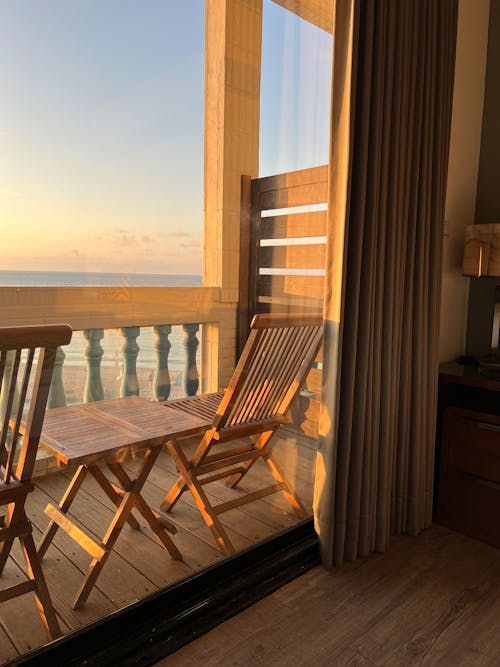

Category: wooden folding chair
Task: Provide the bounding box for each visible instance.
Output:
[0,324,72,640]
[161,314,323,554]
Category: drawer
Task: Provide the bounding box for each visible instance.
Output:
[437,469,500,548]
[445,413,500,484]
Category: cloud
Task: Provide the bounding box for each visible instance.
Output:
[168,230,192,238]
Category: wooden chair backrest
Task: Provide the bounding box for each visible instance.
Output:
[214,314,323,430]
[0,325,72,484]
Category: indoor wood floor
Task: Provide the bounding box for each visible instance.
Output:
[160,525,500,667]
[0,428,315,664]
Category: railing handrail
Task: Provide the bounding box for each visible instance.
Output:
[0,285,221,330]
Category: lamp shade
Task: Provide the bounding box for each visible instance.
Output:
[463,224,500,276]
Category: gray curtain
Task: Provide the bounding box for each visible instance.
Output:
[314,0,458,567]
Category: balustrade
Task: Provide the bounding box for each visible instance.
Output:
[153,325,172,401]
[120,326,140,397]
[48,346,67,408]
[182,324,199,397]
[83,329,105,403]
[45,324,202,407]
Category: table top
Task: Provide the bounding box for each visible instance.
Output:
[39,396,208,466]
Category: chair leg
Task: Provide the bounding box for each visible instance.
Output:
[89,465,141,531]
[38,464,88,560]
[0,538,14,575]
[166,440,235,554]
[20,531,62,640]
[160,475,188,512]
[225,430,275,489]
[265,453,307,517]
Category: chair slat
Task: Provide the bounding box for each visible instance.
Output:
[242,327,296,423]
[229,327,283,425]
[0,350,7,398]
[258,326,310,419]
[271,326,316,414]
[5,348,35,483]
[0,349,22,481]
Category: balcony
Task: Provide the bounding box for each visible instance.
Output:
[0,164,326,661]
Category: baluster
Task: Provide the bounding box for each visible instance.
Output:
[48,346,67,408]
[120,327,140,396]
[182,324,199,396]
[153,325,171,402]
[83,329,104,403]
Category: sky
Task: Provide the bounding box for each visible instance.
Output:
[0,0,331,277]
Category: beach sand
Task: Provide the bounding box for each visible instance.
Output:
[61,365,186,405]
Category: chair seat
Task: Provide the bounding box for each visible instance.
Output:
[162,391,224,426]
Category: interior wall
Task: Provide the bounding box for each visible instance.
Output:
[440,0,490,363]
[466,0,500,357]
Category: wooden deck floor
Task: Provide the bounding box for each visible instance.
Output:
[0,427,316,663]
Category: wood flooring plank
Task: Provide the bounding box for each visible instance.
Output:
[0,622,18,664]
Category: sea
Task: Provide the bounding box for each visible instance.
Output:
[0,270,203,373]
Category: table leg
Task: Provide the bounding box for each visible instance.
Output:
[38,464,88,559]
[107,456,181,554]
[73,447,181,610]
[107,460,178,536]
[72,489,136,610]
[88,465,141,530]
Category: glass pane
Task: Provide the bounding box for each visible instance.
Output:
[0,1,332,659]
[0,0,204,284]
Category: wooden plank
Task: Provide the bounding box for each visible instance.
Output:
[0,286,223,330]
[44,504,106,560]
[213,484,286,515]
[257,295,324,311]
[254,165,328,194]
[258,211,327,239]
[258,274,325,301]
[0,579,35,604]
[37,398,208,466]
[259,182,328,211]
[259,245,326,270]
[272,0,333,33]
[0,622,19,664]
[238,174,253,357]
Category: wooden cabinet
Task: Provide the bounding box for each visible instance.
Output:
[437,406,500,547]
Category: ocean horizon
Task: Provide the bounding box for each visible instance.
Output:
[1,270,202,380]
[0,269,202,287]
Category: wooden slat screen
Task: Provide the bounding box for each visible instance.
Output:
[239,165,328,437]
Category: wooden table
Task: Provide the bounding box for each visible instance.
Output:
[34,396,207,609]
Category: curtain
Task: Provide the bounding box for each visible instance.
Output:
[314,0,459,567]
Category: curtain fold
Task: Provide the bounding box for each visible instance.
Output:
[314,0,458,567]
